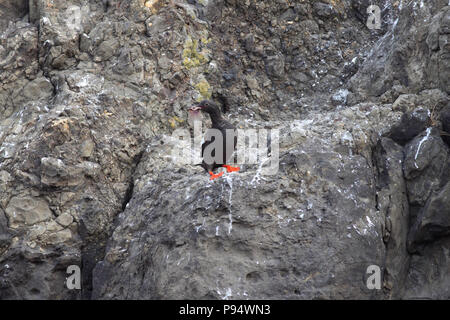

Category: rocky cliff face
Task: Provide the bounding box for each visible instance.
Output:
[0,0,449,299]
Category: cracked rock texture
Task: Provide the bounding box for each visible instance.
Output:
[0,0,449,299]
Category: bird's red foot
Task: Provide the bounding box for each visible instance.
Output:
[209,171,224,180]
[222,165,240,173]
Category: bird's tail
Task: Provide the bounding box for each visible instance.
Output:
[194,163,208,173]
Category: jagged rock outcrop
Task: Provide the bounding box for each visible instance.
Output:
[0,0,449,299]
[350,0,450,100]
[93,104,397,299]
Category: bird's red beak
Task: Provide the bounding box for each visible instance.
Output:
[189,106,202,112]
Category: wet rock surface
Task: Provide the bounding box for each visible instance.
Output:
[0,0,449,299]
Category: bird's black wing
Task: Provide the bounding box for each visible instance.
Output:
[198,129,217,172]
[215,119,237,165]
[200,119,236,171]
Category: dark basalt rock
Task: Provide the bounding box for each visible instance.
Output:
[408,181,450,251]
[387,109,430,146]
[441,105,450,147]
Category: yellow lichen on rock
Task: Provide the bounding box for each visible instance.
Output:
[195,80,211,100]
[169,116,184,128]
[143,0,163,14]
[50,118,72,136]
[200,37,211,45]
[182,37,208,69]
[102,110,114,118]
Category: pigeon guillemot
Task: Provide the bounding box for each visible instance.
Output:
[188,100,240,180]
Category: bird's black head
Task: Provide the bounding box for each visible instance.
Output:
[189,100,222,120]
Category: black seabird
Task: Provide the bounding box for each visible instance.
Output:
[188,100,240,180]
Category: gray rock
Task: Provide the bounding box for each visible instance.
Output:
[426,11,443,51]
[404,128,449,206]
[314,2,335,18]
[79,33,93,54]
[391,94,418,113]
[93,144,386,299]
[351,3,449,98]
[264,55,285,79]
[403,238,450,299]
[299,20,319,34]
[5,196,53,229]
[0,0,29,31]
[408,181,450,247]
[40,157,83,187]
[0,208,12,256]
[95,39,119,61]
[19,77,54,103]
[373,138,410,297]
[55,212,73,227]
[331,89,350,106]
[442,105,450,146]
[80,139,95,158]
